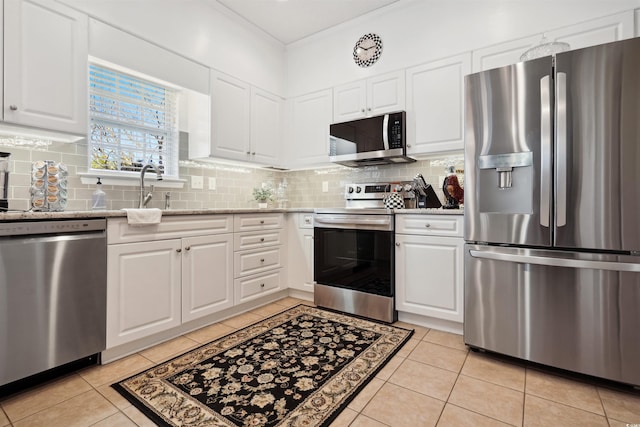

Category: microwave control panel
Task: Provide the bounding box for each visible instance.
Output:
[389,118,403,149]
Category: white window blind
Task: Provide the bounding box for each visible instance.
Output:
[89,64,178,177]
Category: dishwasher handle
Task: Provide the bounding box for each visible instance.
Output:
[469,249,640,272]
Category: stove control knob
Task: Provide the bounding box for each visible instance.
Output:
[356,186,362,193]
[347,186,354,194]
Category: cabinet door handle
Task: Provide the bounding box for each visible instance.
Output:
[185,246,191,251]
[367,107,371,111]
[251,152,256,155]
[361,108,365,113]
[396,242,400,247]
[176,248,182,253]
[246,151,251,154]
[9,105,18,111]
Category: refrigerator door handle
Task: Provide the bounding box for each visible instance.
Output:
[556,72,568,227]
[540,75,552,228]
[469,249,640,272]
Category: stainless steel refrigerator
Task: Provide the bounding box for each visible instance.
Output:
[464,37,640,386]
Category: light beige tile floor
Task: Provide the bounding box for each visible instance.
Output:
[2,297,640,426]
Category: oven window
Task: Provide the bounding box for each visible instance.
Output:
[314,227,393,297]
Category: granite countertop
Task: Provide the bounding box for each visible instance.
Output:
[0,206,463,221]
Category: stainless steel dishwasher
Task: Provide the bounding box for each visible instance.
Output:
[0,219,107,388]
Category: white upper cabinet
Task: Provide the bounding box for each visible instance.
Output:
[472,36,540,73]
[333,70,405,123]
[546,11,634,50]
[405,53,471,155]
[3,0,88,135]
[210,70,282,166]
[250,87,282,165]
[210,71,251,160]
[472,11,634,73]
[286,88,332,167]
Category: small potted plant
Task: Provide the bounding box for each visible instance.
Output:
[252,185,273,208]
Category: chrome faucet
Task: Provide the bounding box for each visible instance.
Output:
[139,163,163,208]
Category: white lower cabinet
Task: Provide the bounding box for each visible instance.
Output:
[182,234,234,323]
[106,216,234,349]
[286,213,314,293]
[395,215,464,323]
[233,213,284,304]
[107,239,182,348]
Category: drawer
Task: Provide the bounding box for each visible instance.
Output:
[234,246,282,277]
[234,229,284,251]
[395,215,463,237]
[234,270,281,304]
[234,213,283,232]
[107,215,233,244]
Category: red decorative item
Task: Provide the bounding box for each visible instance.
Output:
[442,166,464,209]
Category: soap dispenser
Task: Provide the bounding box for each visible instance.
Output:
[92,177,107,210]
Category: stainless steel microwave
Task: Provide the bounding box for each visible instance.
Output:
[329,111,415,167]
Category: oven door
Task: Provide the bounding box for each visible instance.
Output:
[313,213,394,297]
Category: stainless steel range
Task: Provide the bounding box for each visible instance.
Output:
[313,182,410,323]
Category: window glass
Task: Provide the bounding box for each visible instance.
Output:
[88,64,178,177]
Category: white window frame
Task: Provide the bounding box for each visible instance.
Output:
[88,62,179,179]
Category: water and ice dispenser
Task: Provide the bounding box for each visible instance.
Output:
[477,151,533,214]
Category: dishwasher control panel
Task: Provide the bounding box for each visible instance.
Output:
[0,219,106,237]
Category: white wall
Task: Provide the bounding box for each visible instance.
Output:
[59,0,286,96]
[285,0,640,97]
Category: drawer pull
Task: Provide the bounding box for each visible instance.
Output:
[260,238,265,242]
[260,258,265,262]
[260,220,265,224]
[185,246,191,251]
[260,283,265,288]
[425,224,431,228]
[176,248,182,253]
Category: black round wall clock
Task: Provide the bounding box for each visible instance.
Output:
[353,33,383,67]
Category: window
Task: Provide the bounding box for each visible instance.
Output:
[88,64,178,177]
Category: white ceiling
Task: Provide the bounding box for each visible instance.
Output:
[214,0,400,45]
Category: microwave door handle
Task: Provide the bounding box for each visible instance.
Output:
[382,114,390,150]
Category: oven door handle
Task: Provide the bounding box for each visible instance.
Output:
[315,217,391,226]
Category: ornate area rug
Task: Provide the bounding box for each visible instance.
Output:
[113,304,413,427]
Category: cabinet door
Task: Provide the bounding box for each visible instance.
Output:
[250,87,282,165]
[395,234,464,322]
[333,80,366,123]
[367,70,405,117]
[4,0,88,134]
[287,89,332,167]
[472,36,540,72]
[406,53,471,155]
[182,234,234,323]
[547,11,634,50]
[107,240,182,348]
[286,214,314,291]
[210,70,251,161]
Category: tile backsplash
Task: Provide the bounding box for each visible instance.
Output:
[2,139,463,211]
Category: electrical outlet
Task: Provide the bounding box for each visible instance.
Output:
[322,181,329,192]
[191,176,203,189]
[208,177,216,190]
